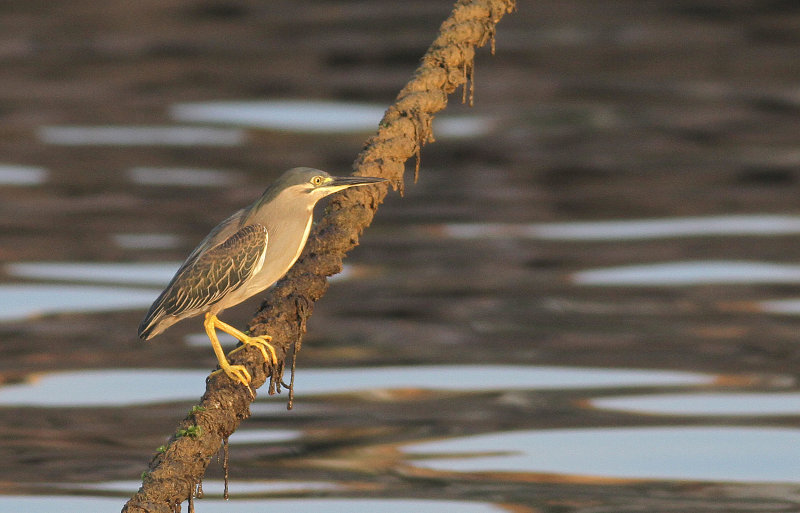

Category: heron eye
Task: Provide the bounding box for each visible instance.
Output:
[311,176,324,186]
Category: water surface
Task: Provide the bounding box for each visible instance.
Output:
[37,126,245,146]
[0,284,159,322]
[404,426,800,483]
[128,166,241,187]
[0,496,505,513]
[6,262,180,286]
[170,100,491,138]
[591,392,800,416]
[572,261,800,286]
[111,234,182,251]
[59,479,337,495]
[0,365,715,407]
[440,215,800,241]
[4,2,800,511]
[0,164,47,185]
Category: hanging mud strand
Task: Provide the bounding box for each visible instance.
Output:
[286,293,309,410]
[483,13,500,55]
[411,106,434,182]
[461,57,469,104]
[266,359,283,396]
[187,478,202,513]
[463,55,475,107]
[222,436,230,500]
[414,142,421,182]
[391,101,436,182]
[287,346,298,410]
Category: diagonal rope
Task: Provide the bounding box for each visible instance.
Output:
[123,1,515,511]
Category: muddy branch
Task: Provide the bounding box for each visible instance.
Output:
[122,1,515,511]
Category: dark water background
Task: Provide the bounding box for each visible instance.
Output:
[1,1,800,511]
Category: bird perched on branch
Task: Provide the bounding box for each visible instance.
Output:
[139,167,387,389]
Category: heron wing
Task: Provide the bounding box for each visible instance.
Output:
[184,207,248,263]
[139,223,268,336]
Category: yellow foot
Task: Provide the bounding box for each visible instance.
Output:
[216,363,251,386]
[203,313,274,397]
[210,365,254,398]
[230,334,277,366]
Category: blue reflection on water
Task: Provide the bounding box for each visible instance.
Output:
[37,125,245,146]
[0,284,159,321]
[0,365,715,407]
[591,392,800,416]
[170,100,491,138]
[171,100,385,133]
[128,166,240,187]
[111,233,182,250]
[0,164,47,185]
[573,260,800,286]
[6,261,357,288]
[405,426,800,483]
[0,496,505,513]
[441,215,800,241]
[6,262,180,286]
[57,479,337,495]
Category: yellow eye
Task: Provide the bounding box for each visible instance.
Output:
[311,176,324,186]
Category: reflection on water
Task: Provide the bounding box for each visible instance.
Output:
[111,233,182,250]
[261,365,714,394]
[0,284,159,322]
[228,429,301,445]
[754,299,800,315]
[0,164,47,186]
[404,426,800,483]
[58,479,338,495]
[0,369,207,406]
[171,100,385,133]
[439,215,800,241]
[185,331,239,348]
[268,365,715,396]
[572,261,800,286]
[6,262,180,286]
[591,392,800,416]
[0,365,715,407]
[128,166,241,187]
[433,117,493,138]
[7,261,357,288]
[0,260,360,327]
[0,496,122,513]
[170,100,491,138]
[37,125,245,146]
[0,496,505,513]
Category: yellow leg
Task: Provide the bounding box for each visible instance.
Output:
[212,317,278,366]
[204,313,253,388]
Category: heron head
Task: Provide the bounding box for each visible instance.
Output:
[265,167,387,205]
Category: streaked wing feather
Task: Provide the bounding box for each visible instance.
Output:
[156,223,268,318]
[184,207,248,263]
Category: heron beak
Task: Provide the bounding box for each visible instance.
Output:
[327,176,388,189]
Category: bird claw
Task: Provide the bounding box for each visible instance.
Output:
[251,335,278,365]
[211,364,251,386]
[227,364,252,385]
[230,335,277,366]
[210,365,255,398]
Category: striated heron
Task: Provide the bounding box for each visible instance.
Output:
[139,167,386,388]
